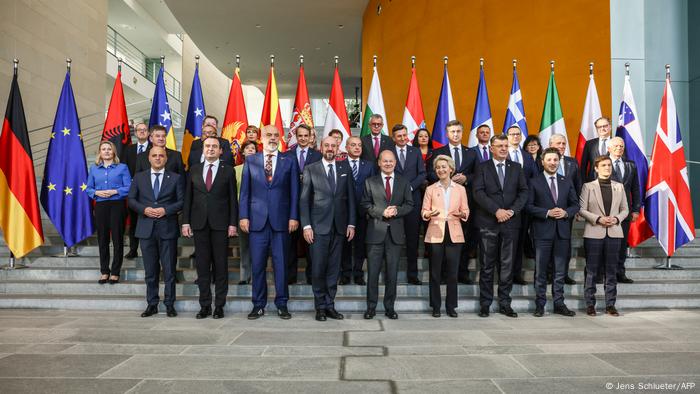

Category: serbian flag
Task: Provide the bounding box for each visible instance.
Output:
[468,65,494,147]
[221,66,248,164]
[616,72,652,247]
[182,64,205,169]
[288,62,313,149]
[575,71,602,164]
[323,66,351,152]
[402,65,426,144]
[101,70,130,158]
[432,62,455,149]
[260,64,286,151]
[644,70,695,256]
[0,71,44,258]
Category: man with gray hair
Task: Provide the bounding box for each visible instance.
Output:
[360,114,395,166]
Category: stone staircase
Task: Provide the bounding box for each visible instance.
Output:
[1,215,699,314]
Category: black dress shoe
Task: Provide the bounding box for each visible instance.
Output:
[458,277,474,285]
[338,277,351,285]
[124,250,138,259]
[196,306,212,319]
[237,280,248,285]
[513,277,527,285]
[407,278,422,285]
[109,276,120,285]
[446,309,458,318]
[385,310,398,319]
[553,305,576,317]
[247,307,265,320]
[432,308,441,318]
[306,279,313,285]
[617,275,634,284]
[287,277,297,286]
[166,306,177,317]
[141,305,158,317]
[98,275,109,284]
[498,305,518,318]
[586,305,596,316]
[354,277,366,286]
[363,309,376,319]
[326,308,344,320]
[213,306,224,319]
[277,306,292,319]
[564,276,577,285]
[315,310,327,321]
[533,306,545,317]
[478,306,490,317]
[606,305,619,317]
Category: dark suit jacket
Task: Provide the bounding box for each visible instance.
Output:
[511,147,537,181]
[471,144,491,163]
[182,162,238,231]
[347,157,376,209]
[188,137,234,168]
[427,144,478,185]
[120,142,149,176]
[361,173,414,244]
[472,159,529,230]
[285,146,322,171]
[392,145,426,202]
[611,158,641,215]
[128,170,184,239]
[135,146,185,176]
[360,133,395,164]
[239,152,299,232]
[299,160,356,235]
[580,137,609,182]
[540,156,583,196]
[526,173,580,239]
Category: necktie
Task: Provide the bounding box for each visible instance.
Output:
[351,160,358,180]
[497,163,505,188]
[138,144,144,154]
[373,137,380,158]
[299,149,306,171]
[550,176,558,202]
[399,148,406,168]
[558,161,565,176]
[514,149,521,164]
[205,164,213,191]
[482,146,489,161]
[328,164,336,193]
[265,154,273,182]
[153,173,161,200]
[454,147,461,170]
[385,176,392,202]
[615,159,623,181]
[600,138,607,155]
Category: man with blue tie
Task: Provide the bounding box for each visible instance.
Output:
[239,125,299,320]
[286,124,321,285]
[128,146,184,318]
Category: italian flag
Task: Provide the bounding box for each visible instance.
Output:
[538,70,570,155]
[360,66,388,136]
[323,66,351,151]
[402,66,426,143]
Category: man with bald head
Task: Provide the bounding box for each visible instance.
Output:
[239,125,299,320]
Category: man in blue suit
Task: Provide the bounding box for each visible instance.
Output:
[526,147,579,317]
[128,146,184,318]
[239,125,299,320]
[340,136,375,285]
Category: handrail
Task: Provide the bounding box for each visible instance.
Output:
[28,98,152,134]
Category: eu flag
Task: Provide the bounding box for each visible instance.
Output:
[149,67,177,150]
[40,72,94,247]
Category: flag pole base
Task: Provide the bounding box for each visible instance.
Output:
[53,246,78,258]
[654,257,683,270]
[1,256,27,270]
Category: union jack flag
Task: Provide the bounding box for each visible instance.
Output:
[644,74,695,257]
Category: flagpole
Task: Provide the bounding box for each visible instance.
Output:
[625,62,630,76]
[480,57,484,70]
[236,55,240,69]
[411,55,415,69]
[4,60,23,270]
[513,59,517,70]
[195,55,199,69]
[270,54,274,68]
[550,60,555,73]
[334,55,339,68]
[299,54,304,67]
[118,57,122,73]
[373,55,377,68]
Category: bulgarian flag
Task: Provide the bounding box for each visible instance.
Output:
[538,65,570,155]
[360,61,387,136]
[260,62,286,151]
[402,63,426,144]
[323,64,351,151]
[221,65,249,164]
[575,68,602,164]
[288,60,313,149]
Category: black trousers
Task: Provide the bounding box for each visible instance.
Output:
[478,226,518,308]
[140,231,177,307]
[512,213,529,280]
[127,209,139,254]
[94,200,126,276]
[428,225,462,310]
[288,227,311,283]
[342,216,366,280]
[403,203,421,281]
[584,237,621,307]
[310,230,343,310]
[618,219,631,276]
[194,224,229,307]
[534,237,570,308]
[366,232,401,311]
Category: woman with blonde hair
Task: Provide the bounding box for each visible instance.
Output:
[86,140,131,284]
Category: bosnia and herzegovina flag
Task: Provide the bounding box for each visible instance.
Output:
[181,64,205,169]
[40,72,94,248]
[149,67,176,150]
[0,72,44,258]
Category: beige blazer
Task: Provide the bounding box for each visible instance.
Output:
[422,181,469,243]
[578,179,629,239]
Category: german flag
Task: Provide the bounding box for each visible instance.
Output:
[0,72,44,258]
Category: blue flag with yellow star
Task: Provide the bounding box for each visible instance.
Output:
[40,72,94,247]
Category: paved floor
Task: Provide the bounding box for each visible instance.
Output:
[0,308,698,393]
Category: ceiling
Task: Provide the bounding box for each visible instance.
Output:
[108,0,182,58]
[164,0,367,98]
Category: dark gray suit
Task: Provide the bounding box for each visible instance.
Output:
[611,158,641,277]
[300,160,356,311]
[361,173,413,311]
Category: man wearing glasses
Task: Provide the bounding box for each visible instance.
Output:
[580,117,613,182]
[361,114,395,168]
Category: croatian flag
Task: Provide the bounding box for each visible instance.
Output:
[468,67,494,147]
[616,73,652,247]
[431,63,455,149]
[644,73,695,257]
[502,68,528,142]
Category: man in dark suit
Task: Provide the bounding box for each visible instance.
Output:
[472,134,529,318]
[580,116,613,182]
[239,125,299,320]
[135,126,185,176]
[187,124,234,168]
[391,124,426,285]
[300,136,356,321]
[285,124,322,285]
[361,150,414,320]
[182,137,238,320]
[608,137,641,283]
[121,122,150,259]
[471,124,492,162]
[128,146,184,318]
[428,120,479,283]
[526,147,579,317]
[340,136,375,285]
[360,114,395,166]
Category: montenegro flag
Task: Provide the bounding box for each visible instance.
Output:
[0,72,44,258]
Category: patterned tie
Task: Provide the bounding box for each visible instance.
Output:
[482,146,489,161]
[550,176,558,202]
[399,148,406,168]
[205,164,213,191]
[138,144,144,154]
[328,164,336,193]
[384,176,392,202]
[153,173,161,200]
[351,160,358,180]
[299,149,306,172]
[615,159,623,181]
[454,147,461,170]
[373,136,380,158]
[497,163,505,188]
[265,154,273,182]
